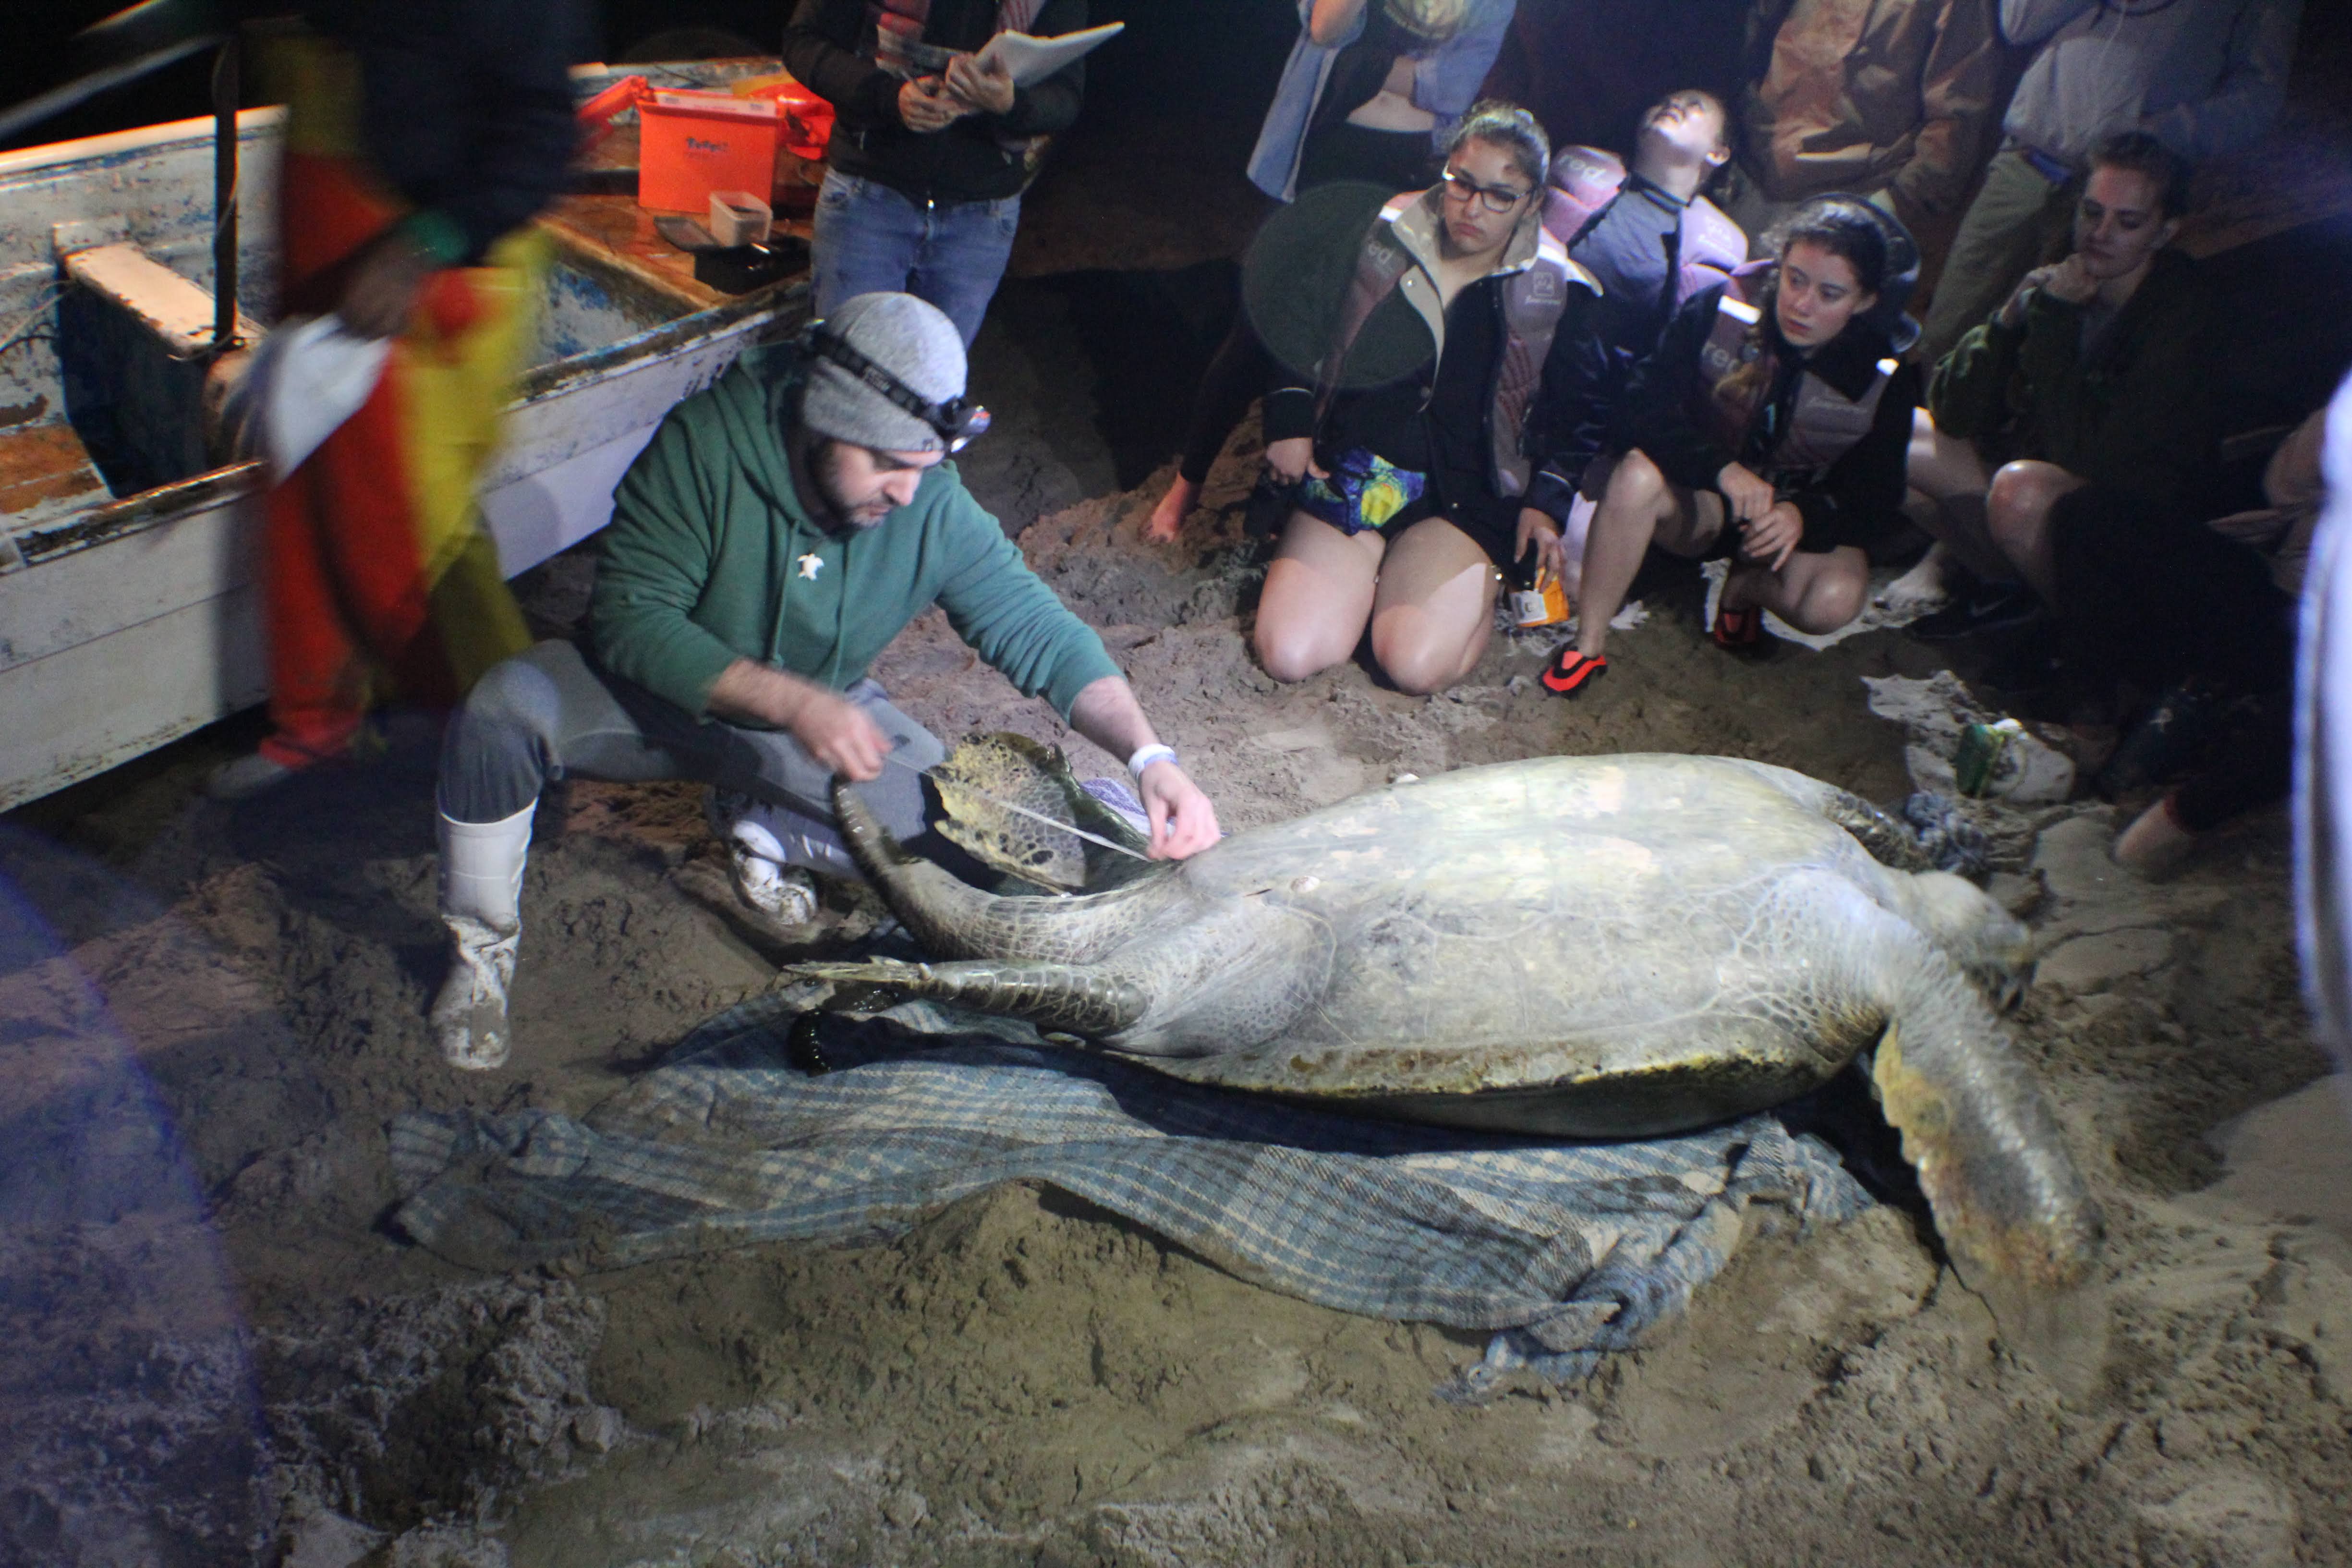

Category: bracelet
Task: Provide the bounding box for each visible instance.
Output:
[1127,743,1177,780]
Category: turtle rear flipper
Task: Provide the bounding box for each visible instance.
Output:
[789,957,1150,1037]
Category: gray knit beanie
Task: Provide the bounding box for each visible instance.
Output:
[798,292,969,453]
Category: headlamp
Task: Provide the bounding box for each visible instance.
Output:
[806,325,992,453]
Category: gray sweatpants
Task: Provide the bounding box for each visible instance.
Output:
[436,640,945,855]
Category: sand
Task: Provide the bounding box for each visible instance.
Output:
[6,260,2352,1566]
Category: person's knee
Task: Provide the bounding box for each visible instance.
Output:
[1987,461,2075,536]
[438,651,564,817]
[1606,449,1666,511]
[455,652,563,748]
[1253,618,1335,684]
[1795,569,1867,633]
[1370,623,1470,695]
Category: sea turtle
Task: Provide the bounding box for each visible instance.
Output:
[796,740,2102,1299]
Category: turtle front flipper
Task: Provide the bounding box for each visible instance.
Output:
[833,777,1187,965]
[1859,926,2107,1386]
[1868,1007,2102,1294]
[791,957,1150,1037]
[1871,1003,2110,1398]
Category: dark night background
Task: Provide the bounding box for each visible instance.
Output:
[0,0,1304,155]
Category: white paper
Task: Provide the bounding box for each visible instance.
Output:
[230,315,392,480]
[974,22,1124,87]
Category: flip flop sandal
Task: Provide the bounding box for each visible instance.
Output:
[1712,603,1765,652]
[1541,648,1607,696]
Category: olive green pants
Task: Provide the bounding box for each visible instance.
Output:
[1917,149,2079,364]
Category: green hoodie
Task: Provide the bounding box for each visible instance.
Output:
[590,344,1121,721]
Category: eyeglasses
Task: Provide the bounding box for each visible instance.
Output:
[1439,167,1532,214]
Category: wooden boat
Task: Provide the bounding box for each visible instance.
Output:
[0,73,807,812]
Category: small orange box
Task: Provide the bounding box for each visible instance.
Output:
[728,72,839,161]
[637,90,781,214]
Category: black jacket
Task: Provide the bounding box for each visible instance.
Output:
[1264,268,1609,531]
[782,0,1088,205]
[1618,279,1921,553]
[303,0,587,263]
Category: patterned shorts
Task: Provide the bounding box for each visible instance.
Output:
[1295,449,1429,537]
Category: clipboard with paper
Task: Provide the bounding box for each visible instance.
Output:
[899,21,1124,85]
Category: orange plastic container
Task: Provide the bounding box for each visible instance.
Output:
[637,90,781,214]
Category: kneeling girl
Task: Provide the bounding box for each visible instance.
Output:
[1253,101,1607,695]
[1549,195,1919,696]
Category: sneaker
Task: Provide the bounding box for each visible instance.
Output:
[701,787,822,926]
[205,751,299,801]
[1711,602,1767,656]
[2094,681,2228,799]
[1540,647,1608,697]
[728,850,819,925]
[1908,583,2044,643]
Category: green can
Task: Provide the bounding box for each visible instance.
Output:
[1953,719,2020,797]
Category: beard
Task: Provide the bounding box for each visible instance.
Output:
[813,442,896,529]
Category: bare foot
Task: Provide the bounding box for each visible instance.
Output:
[1874,543,1955,620]
[1146,475,1200,543]
[2112,796,2198,880]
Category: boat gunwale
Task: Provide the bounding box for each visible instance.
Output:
[0,107,286,186]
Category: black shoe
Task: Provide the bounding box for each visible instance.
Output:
[2094,681,2231,799]
[1908,583,2044,642]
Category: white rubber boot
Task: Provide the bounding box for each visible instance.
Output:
[429,803,535,1070]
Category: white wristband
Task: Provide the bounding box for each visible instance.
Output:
[1127,743,1177,779]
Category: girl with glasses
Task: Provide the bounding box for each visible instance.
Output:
[1248,102,1609,696]
[1146,0,1519,543]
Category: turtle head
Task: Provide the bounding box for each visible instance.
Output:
[926,732,1157,893]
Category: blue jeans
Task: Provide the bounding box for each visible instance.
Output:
[811,169,1022,346]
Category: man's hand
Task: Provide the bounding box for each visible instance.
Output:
[1265,437,1328,486]
[944,52,1015,115]
[708,659,890,780]
[1716,462,1776,524]
[1066,674,1221,859]
[338,228,440,340]
[1514,506,1564,589]
[789,689,892,781]
[1136,760,1220,859]
[1738,499,1804,573]
[897,75,966,134]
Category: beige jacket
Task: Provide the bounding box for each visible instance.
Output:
[1738,0,2010,217]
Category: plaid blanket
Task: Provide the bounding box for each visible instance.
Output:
[390,997,1871,1393]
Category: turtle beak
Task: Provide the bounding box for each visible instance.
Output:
[1995,968,2030,1013]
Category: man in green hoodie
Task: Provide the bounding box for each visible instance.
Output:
[426,292,1221,1070]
